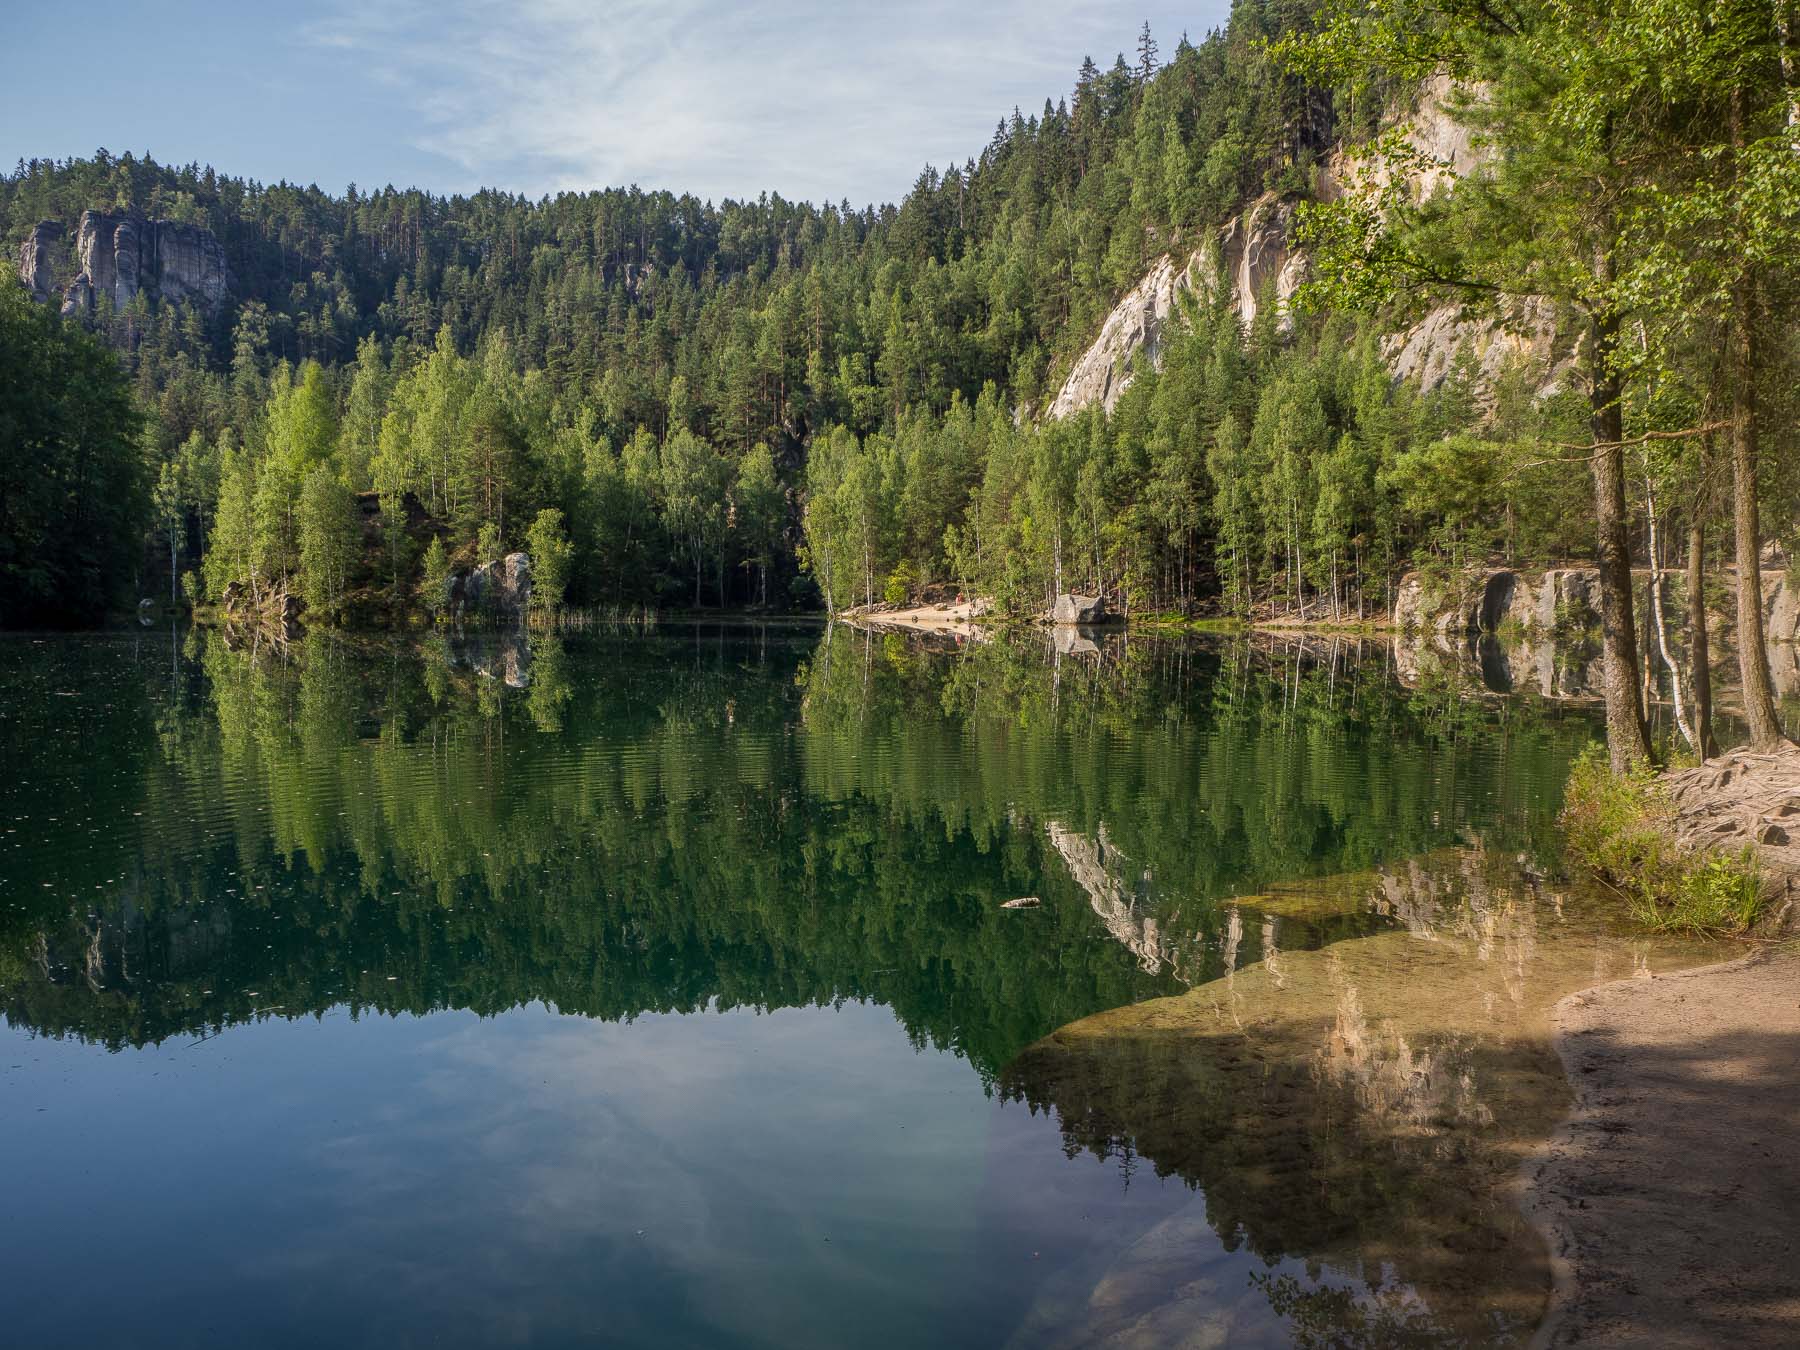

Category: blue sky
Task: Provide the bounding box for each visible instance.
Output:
[3,2,1229,207]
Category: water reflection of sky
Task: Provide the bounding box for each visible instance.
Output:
[1,997,1327,1348]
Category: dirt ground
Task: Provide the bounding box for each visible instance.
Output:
[1528,947,1800,1347]
[839,598,990,633]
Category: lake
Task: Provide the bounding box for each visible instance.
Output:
[0,624,1722,1348]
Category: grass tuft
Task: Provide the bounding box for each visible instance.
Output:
[1560,744,1764,934]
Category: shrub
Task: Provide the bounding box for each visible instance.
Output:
[476,522,503,563]
[883,561,917,606]
[1560,745,1763,934]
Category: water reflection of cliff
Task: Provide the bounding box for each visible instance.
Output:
[999,848,1727,1348]
[1390,625,1800,732]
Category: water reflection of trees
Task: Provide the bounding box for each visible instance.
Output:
[2,627,1593,1078]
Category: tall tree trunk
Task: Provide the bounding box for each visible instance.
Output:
[1728,281,1784,747]
[1687,464,1720,759]
[1588,308,1651,771]
[1644,468,1694,752]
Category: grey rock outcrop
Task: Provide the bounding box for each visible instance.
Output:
[1052,593,1109,625]
[1048,75,1574,421]
[1046,255,1191,418]
[15,211,231,316]
[17,221,64,303]
[1392,567,1603,634]
[448,552,532,621]
[1384,296,1565,396]
[1764,572,1800,644]
[1215,195,1305,331]
[1047,192,1303,420]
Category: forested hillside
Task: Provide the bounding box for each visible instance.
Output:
[4,0,1799,762]
[2,6,1325,616]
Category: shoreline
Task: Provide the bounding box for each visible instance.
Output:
[1524,944,1800,1347]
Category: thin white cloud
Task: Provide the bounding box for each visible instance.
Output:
[303,0,1224,205]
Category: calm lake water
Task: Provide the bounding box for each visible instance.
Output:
[0,625,1721,1348]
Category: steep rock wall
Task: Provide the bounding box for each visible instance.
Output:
[1048,74,1568,421]
[17,221,64,302]
[16,210,230,315]
[1048,191,1303,419]
[1046,255,1192,418]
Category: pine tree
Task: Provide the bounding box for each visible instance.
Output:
[1136,22,1159,83]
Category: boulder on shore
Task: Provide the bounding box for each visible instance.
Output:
[1052,593,1110,625]
[450,551,533,621]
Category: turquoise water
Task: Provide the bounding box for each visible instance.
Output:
[0,625,1603,1348]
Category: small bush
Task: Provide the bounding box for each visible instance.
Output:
[883,561,917,606]
[1560,745,1764,934]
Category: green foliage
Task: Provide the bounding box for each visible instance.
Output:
[8,3,1796,640]
[0,282,144,625]
[883,561,917,606]
[1,7,1336,618]
[476,521,503,563]
[524,508,571,612]
[420,535,452,616]
[296,465,360,615]
[1560,745,1764,933]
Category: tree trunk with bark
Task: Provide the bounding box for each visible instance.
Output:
[1728,280,1785,749]
[1687,498,1720,760]
[1588,310,1652,771]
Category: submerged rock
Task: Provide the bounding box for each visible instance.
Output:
[1000,849,1725,1348]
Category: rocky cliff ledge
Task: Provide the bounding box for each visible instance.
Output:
[1047,193,1304,419]
[1392,564,1800,641]
[16,211,230,315]
[1048,76,1565,421]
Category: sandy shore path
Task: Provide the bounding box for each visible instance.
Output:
[839,599,990,633]
[1529,947,1800,1347]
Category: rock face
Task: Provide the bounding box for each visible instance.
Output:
[17,221,64,302]
[1046,255,1191,418]
[448,552,532,621]
[1048,75,1574,420]
[1047,193,1304,420]
[15,211,231,316]
[1391,567,1602,634]
[1215,195,1305,331]
[1764,572,1800,644]
[1384,296,1564,395]
[1051,593,1109,625]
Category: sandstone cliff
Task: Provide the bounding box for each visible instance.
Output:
[1048,75,1565,420]
[16,211,230,315]
[1047,193,1305,418]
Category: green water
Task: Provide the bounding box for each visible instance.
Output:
[0,625,1624,1347]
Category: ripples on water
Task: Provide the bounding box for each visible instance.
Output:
[0,625,1725,1348]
